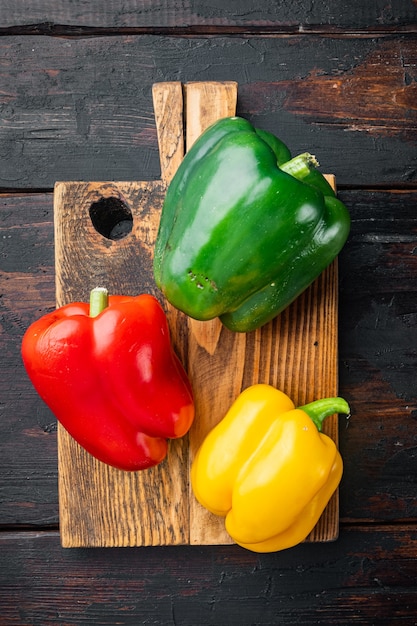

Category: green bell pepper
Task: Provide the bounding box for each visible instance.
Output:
[153,116,350,332]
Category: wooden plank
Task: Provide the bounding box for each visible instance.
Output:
[184,81,238,149]
[3,526,417,625]
[187,220,340,543]
[152,82,184,186]
[1,0,416,29]
[1,36,416,189]
[182,81,240,545]
[55,180,191,547]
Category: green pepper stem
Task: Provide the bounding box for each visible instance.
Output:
[89,287,109,317]
[280,152,320,181]
[300,397,350,432]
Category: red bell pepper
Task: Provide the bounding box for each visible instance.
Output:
[21,288,195,471]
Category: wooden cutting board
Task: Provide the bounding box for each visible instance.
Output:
[54,81,340,548]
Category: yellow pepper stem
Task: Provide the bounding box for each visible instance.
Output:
[89,287,109,317]
[300,397,350,432]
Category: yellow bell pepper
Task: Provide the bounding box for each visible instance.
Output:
[191,384,350,553]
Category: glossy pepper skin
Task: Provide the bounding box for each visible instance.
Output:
[191,384,350,552]
[21,290,194,471]
[153,116,350,332]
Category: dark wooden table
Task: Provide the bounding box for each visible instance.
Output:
[1,2,417,624]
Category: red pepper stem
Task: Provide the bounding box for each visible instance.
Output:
[89,287,109,317]
[280,152,320,181]
[300,397,350,432]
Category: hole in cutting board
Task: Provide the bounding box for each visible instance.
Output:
[89,196,133,240]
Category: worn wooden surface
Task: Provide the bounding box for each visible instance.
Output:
[0,1,416,30]
[1,36,417,189]
[55,81,339,547]
[1,1,417,623]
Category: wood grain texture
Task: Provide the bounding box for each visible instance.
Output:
[2,190,416,527]
[152,82,184,185]
[0,193,59,526]
[1,5,417,622]
[0,0,416,618]
[55,180,193,547]
[0,36,416,188]
[184,81,238,149]
[0,0,416,29]
[337,189,417,524]
[54,82,341,547]
[2,526,417,626]
[183,81,240,545]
